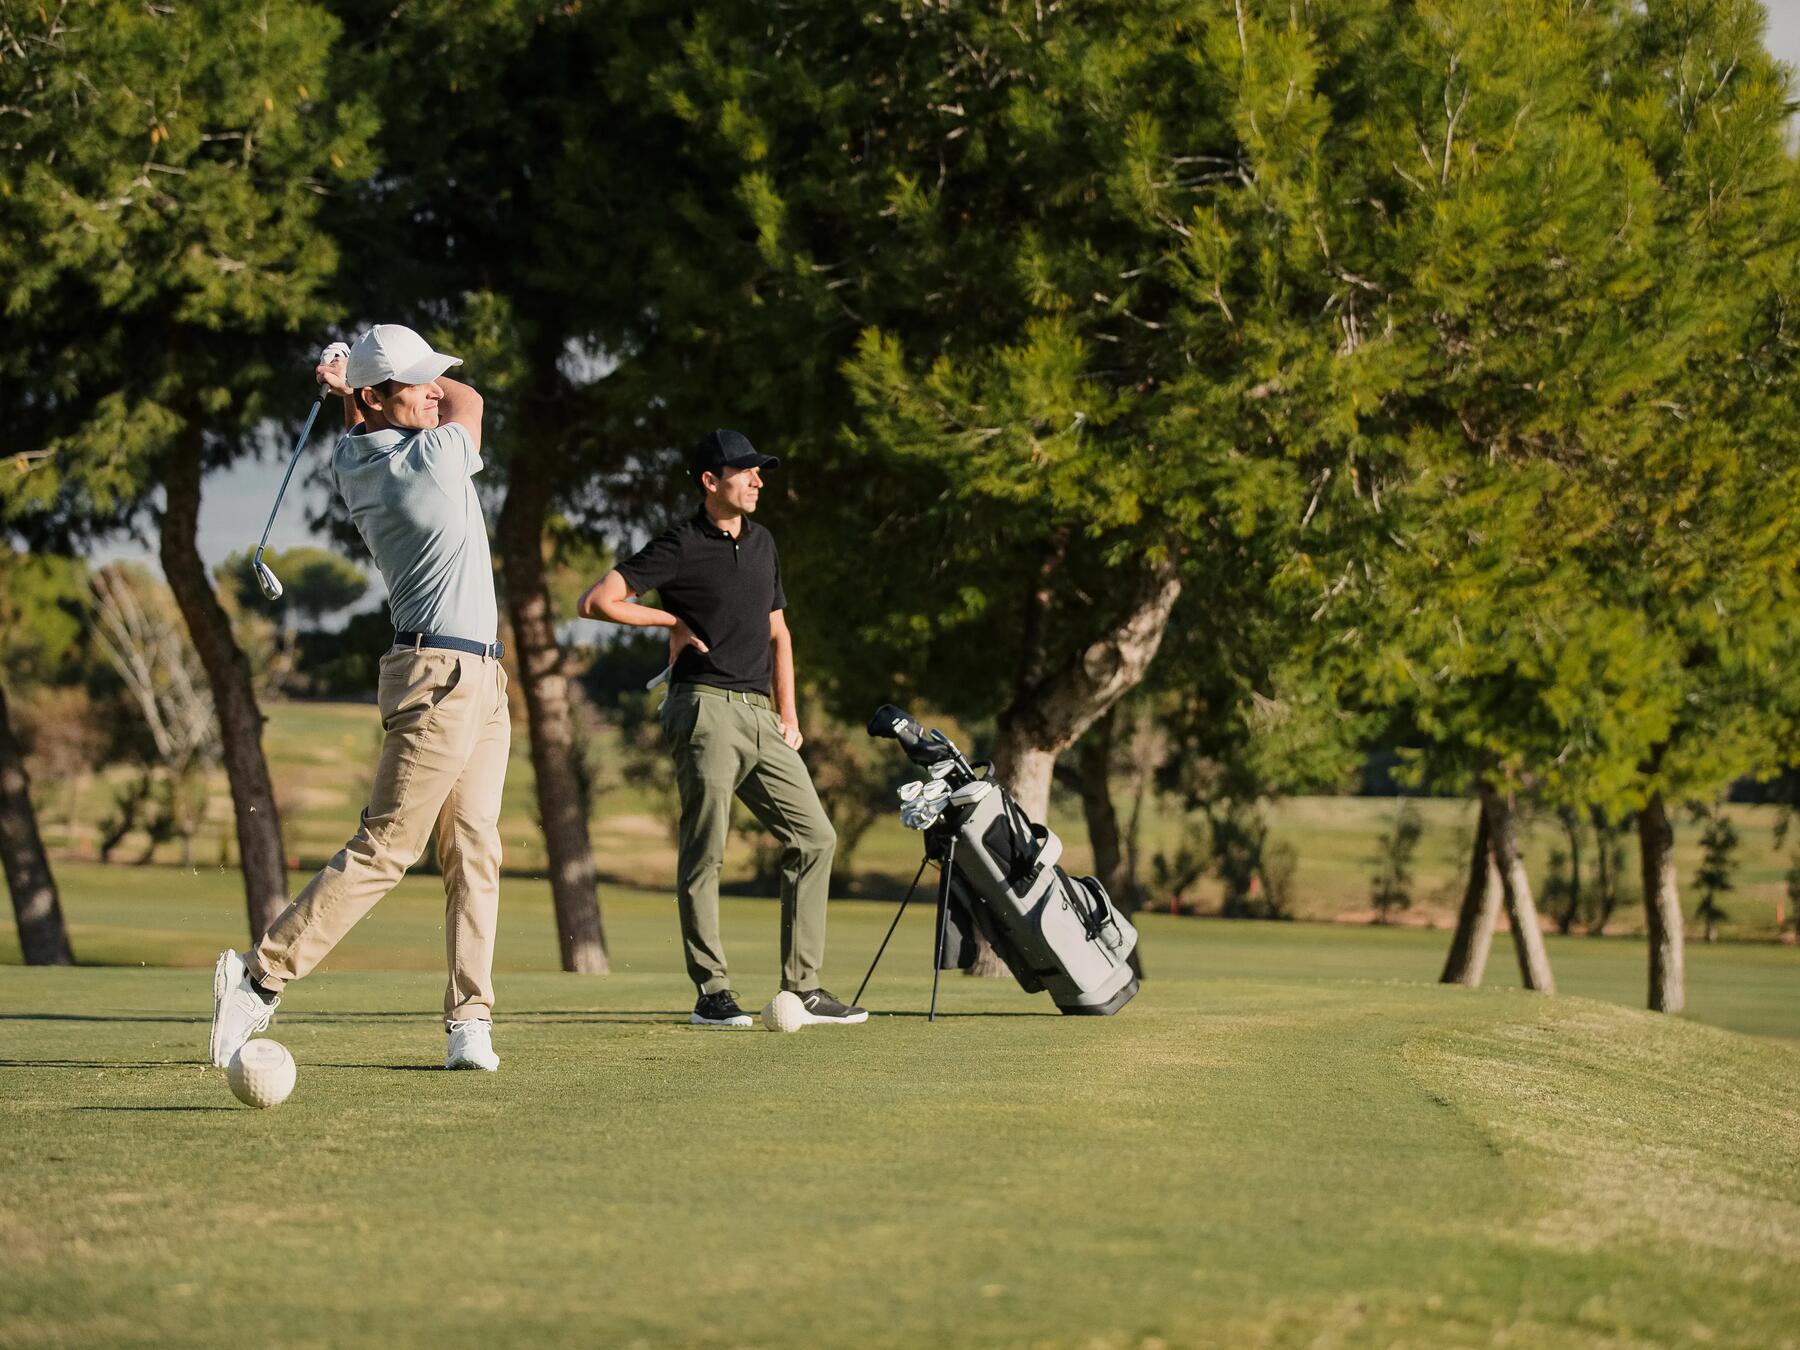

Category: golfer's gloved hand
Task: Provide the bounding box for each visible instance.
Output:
[316,342,352,397]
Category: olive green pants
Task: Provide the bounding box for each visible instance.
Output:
[662,683,836,994]
[250,647,511,1025]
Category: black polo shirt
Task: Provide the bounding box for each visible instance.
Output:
[615,509,787,694]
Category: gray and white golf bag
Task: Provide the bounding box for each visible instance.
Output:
[866,705,1139,1016]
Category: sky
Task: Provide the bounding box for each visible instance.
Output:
[93,0,1800,588]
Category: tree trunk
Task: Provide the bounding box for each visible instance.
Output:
[160,431,287,942]
[1076,707,1128,906]
[991,556,1183,802]
[1555,806,1582,935]
[1479,784,1555,993]
[496,470,608,974]
[991,739,1058,822]
[1440,808,1500,985]
[980,557,1181,976]
[0,682,75,964]
[1638,791,1685,1013]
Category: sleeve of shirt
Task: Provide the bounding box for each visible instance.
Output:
[771,543,787,612]
[615,529,684,597]
[420,421,480,491]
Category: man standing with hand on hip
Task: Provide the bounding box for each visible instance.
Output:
[580,430,862,1029]
[209,323,512,1072]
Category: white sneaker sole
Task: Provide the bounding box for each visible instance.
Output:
[797,1009,869,1026]
[689,1014,754,1029]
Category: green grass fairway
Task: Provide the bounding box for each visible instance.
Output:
[4,895,1798,1347]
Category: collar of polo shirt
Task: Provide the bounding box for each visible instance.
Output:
[693,508,751,540]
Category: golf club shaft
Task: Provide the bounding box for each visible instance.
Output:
[256,388,330,553]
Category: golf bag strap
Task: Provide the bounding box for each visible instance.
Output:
[997,795,1047,889]
[393,630,505,660]
[1074,873,1119,941]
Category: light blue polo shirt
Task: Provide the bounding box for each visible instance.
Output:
[332,420,497,642]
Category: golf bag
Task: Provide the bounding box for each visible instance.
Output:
[868,705,1139,1016]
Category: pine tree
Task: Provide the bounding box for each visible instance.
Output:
[0,0,375,940]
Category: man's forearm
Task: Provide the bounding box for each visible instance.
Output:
[578,572,675,628]
[581,593,676,629]
[437,375,483,426]
[771,634,799,722]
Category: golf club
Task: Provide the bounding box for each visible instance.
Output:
[251,343,349,602]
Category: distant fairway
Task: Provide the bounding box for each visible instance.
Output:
[34,700,1800,938]
[3,884,1797,1347]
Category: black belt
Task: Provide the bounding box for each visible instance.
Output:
[394,631,505,660]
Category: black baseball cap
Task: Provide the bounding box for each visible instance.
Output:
[690,429,778,479]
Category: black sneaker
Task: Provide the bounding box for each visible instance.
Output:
[794,989,868,1026]
[690,990,753,1029]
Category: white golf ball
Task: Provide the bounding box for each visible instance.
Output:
[227,1039,296,1109]
[761,991,806,1033]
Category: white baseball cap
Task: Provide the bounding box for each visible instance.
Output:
[344,323,461,388]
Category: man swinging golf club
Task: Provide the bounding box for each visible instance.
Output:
[580,430,864,1028]
[209,323,511,1072]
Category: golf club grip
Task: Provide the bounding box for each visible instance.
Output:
[256,390,330,551]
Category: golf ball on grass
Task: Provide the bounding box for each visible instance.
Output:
[228,1039,296,1109]
[761,991,806,1033]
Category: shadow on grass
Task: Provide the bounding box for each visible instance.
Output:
[0,1013,201,1024]
[0,1059,197,1069]
[72,1105,237,1112]
[872,1010,1061,1018]
[280,1010,696,1023]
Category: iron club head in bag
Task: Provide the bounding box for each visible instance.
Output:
[250,342,350,602]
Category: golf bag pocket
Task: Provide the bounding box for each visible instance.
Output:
[956,786,1061,904]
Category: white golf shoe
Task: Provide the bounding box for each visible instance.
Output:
[209,949,277,1068]
[446,1019,499,1071]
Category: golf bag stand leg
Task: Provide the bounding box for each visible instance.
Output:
[929,834,957,1023]
[852,856,931,1007]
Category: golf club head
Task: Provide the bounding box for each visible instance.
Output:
[252,555,283,602]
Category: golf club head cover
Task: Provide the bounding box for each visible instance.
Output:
[868,704,921,746]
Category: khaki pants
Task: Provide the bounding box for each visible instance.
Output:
[251,647,510,1025]
[663,684,836,994]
